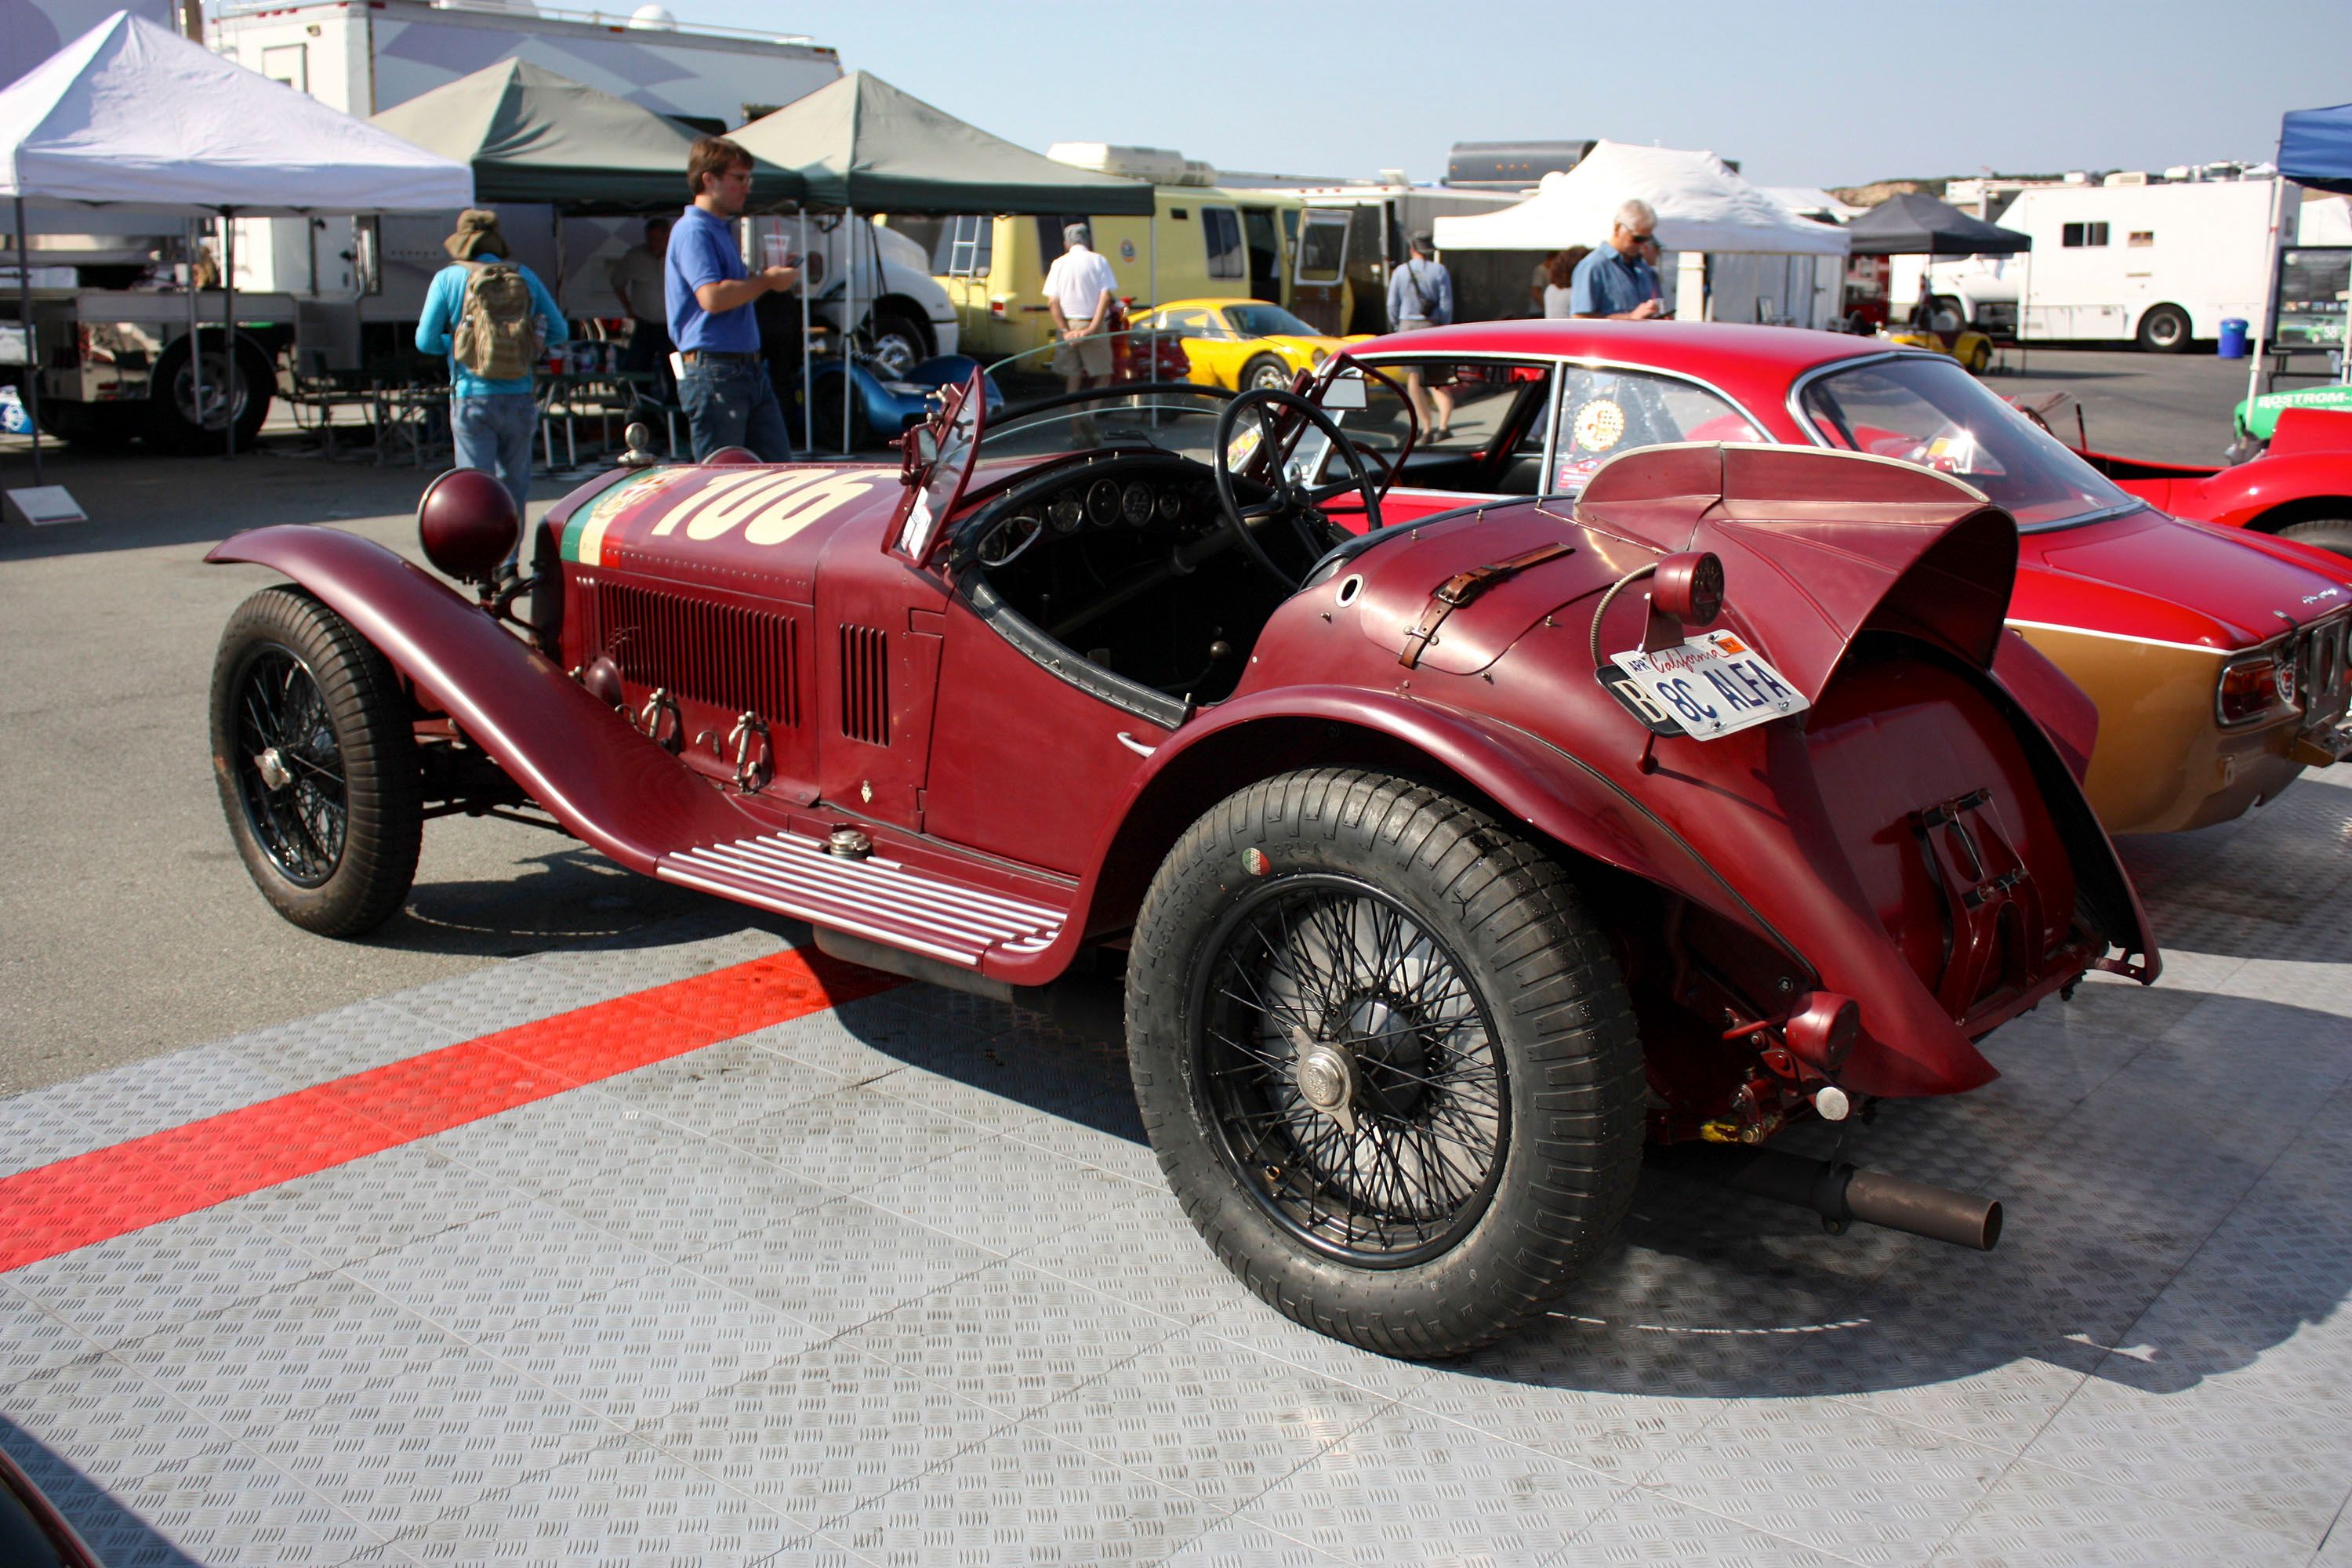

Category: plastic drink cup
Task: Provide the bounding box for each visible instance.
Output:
[761,234,793,273]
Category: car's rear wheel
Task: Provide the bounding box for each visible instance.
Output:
[2280,517,2352,560]
[1965,338,1993,374]
[211,587,420,935]
[2136,303,2191,354]
[1126,768,1646,1358]
[1240,353,1294,394]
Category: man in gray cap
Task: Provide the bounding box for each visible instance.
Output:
[1044,222,1118,394]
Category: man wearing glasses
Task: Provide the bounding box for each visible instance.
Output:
[1570,200,1667,321]
[667,136,800,460]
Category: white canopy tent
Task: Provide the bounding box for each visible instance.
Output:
[1,11,472,467]
[1432,140,1849,328]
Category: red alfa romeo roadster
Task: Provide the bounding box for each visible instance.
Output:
[208,376,2156,1356]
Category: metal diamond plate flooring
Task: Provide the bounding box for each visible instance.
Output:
[5,770,2352,1564]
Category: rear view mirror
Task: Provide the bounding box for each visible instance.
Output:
[1321,374,1367,411]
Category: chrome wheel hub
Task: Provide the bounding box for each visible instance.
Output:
[1292,1029,1359,1134]
[255,746,292,791]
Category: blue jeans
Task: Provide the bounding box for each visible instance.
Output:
[679,354,793,462]
[450,393,537,532]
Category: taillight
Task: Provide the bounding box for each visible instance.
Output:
[2217,648,2288,726]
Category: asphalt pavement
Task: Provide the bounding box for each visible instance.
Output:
[0,342,2267,1096]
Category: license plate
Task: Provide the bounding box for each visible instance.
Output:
[1609,631,1809,740]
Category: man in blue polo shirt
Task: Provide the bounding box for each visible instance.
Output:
[1570,201,1666,320]
[667,135,800,460]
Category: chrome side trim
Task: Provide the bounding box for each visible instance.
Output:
[659,829,1067,969]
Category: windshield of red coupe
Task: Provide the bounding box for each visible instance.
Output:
[1796,356,2139,530]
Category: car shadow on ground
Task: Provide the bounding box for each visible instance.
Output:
[830,968,2352,1405]
[354,844,719,960]
[0,1417,206,1566]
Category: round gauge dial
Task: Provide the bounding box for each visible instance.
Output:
[1122,481,1154,527]
[978,515,1041,567]
[1087,477,1122,527]
[1047,492,1084,533]
[1156,486,1184,521]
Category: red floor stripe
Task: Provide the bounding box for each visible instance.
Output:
[0,949,901,1274]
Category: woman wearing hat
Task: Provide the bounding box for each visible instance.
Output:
[415,209,568,547]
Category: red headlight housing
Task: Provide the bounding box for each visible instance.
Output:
[416,466,520,587]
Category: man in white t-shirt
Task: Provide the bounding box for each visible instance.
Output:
[1044,223,1118,393]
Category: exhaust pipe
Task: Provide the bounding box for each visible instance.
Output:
[1650,1144,2003,1251]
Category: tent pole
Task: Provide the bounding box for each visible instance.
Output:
[185,219,202,451]
[842,205,855,457]
[2244,174,2287,415]
[222,207,237,459]
[1149,212,1159,426]
[797,208,811,454]
[15,195,41,485]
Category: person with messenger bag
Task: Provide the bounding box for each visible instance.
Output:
[416,209,568,554]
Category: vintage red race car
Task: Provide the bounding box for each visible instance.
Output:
[1308,323,2352,835]
[207,376,2157,1357]
[2013,391,2352,560]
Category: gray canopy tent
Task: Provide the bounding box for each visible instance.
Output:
[729,71,1152,451]
[1844,193,2033,365]
[372,60,802,214]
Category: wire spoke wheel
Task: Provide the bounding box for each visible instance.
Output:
[230,645,347,887]
[211,588,421,935]
[1198,877,1507,1267]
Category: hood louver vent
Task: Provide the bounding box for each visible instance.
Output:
[587,582,800,728]
[839,624,890,746]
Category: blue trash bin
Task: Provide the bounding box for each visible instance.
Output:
[2219,318,2249,358]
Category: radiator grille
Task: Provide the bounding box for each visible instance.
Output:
[839,623,890,746]
[587,581,800,727]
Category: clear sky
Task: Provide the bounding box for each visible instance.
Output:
[671,0,2346,190]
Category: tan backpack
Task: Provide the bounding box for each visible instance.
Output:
[452,260,543,380]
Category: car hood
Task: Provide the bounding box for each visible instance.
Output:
[2026,507,2351,646]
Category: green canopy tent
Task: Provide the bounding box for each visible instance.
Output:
[731,71,1153,449]
[372,60,802,212]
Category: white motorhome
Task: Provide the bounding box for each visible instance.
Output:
[1918,175,2279,351]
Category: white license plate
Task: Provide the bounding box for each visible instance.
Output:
[1610,631,1809,740]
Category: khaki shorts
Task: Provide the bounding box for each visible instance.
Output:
[1052,328,1113,379]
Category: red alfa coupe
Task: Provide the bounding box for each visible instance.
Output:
[1305,323,2352,835]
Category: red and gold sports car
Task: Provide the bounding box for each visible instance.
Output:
[1301,323,2352,834]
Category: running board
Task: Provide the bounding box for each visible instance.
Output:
[657,829,1068,969]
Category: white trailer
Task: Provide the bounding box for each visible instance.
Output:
[1921,176,2279,351]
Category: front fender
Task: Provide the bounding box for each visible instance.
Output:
[2170,453,2352,535]
[207,525,761,872]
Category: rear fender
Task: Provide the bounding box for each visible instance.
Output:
[1083,684,1813,973]
[206,525,761,871]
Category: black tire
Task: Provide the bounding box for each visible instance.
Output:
[148,332,273,452]
[210,588,421,936]
[1240,353,1294,394]
[2280,517,2352,560]
[1965,338,1993,374]
[1126,768,1646,1358]
[865,307,931,380]
[2136,303,2191,354]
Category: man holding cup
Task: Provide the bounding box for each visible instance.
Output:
[666,136,799,460]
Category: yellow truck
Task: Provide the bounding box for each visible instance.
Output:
[884,148,1305,363]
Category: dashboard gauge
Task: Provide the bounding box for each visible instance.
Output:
[1122,481,1154,527]
[1087,477,1121,527]
[1047,492,1084,533]
[1156,486,1184,521]
[978,514,1042,568]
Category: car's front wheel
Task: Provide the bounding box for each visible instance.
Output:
[2279,517,2352,560]
[210,587,421,935]
[1127,769,1646,1358]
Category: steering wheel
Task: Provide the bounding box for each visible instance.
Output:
[1213,387,1384,589]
